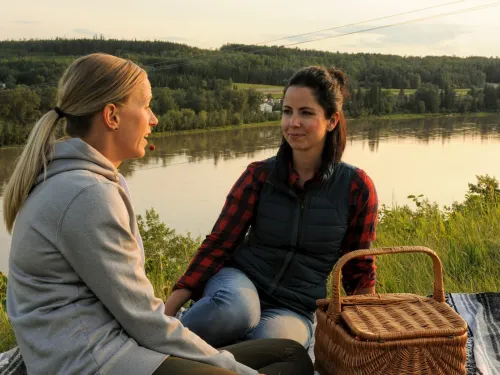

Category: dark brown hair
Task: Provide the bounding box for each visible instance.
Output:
[282,66,349,167]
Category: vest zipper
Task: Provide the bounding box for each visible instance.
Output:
[268,194,306,295]
[295,198,305,247]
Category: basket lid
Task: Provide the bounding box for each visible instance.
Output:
[340,293,468,342]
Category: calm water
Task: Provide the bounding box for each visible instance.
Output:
[1,115,500,272]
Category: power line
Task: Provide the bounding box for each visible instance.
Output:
[144,0,469,68]
[0,0,497,99]
[253,0,469,46]
[34,1,471,71]
[147,0,500,73]
[282,1,500,48]
[0,0,475,93]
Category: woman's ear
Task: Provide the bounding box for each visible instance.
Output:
[101,103,120,131]
[328,112,340,132]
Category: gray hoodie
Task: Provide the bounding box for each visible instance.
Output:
[7,138,258,375]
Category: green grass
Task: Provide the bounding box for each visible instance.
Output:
[0,272,15,353]
[235,83,284,92]
[0,307,16,353]
[381,88,468,96]
[374,196,500,296]
[234,83,283,99]
[1,175,499,351]
[385,88,416,95]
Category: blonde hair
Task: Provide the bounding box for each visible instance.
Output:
[3,53,146,233]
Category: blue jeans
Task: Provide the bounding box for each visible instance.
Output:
[180,267,314,348]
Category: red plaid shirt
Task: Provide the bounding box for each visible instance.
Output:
[174,160,378,297]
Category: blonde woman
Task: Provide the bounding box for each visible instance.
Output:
[4,53,313,375]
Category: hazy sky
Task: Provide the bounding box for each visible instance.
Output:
[2,0,500,57]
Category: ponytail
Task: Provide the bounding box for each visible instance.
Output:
[3,110,60,232]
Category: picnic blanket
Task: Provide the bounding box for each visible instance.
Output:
[1,293,499,375]
[448,293,500,375]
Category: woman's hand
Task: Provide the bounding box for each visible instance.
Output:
[164,288,192,317]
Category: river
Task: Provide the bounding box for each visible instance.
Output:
[1,115,499,272]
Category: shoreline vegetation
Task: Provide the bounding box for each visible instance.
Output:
[149,112,496,137]
[0,112,497,149]
[1,38,500,148]
[1,174,499,352]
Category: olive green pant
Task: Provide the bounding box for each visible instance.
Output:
[153,338,314,375]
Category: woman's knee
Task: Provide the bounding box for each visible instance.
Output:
[204,268,261,326]
[246,309,313,347]
[180,268,261,345]
[248,324,310,347]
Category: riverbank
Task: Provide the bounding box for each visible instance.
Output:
[0,112,497,150]
[149,112,497,138]
[149,121,281,138]
[350,112,495,121]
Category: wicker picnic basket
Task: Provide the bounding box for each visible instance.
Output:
[314,246,468,375]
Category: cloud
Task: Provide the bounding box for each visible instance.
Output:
[12,20,38,25]
[283,32,341,44]
[72,28,100,36]
[340,23,477,48]
[257,23,475,49]
[242,31,344,47]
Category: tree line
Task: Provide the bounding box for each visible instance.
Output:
[345,83,500,117]
[0,78,281,146]
[2,39,500,88]
[0,38,499,146]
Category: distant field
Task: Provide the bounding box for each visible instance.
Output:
[235,83,283,91]
[235,83,283,98]
[235,83,470,98]
[382,88,469,96]
[365,88,469,96]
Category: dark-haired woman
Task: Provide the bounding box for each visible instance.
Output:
[165,66,379,349]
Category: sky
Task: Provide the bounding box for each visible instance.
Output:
[2,0,500,57]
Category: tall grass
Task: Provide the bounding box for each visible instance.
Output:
[1,175,499,352]
[0,272,16,352]
[137,209,200,301]
[374,186,500,296]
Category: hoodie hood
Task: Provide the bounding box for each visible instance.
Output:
[35,138,119,187]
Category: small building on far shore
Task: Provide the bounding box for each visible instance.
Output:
[259,103,273,113]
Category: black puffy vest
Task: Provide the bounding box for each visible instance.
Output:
[232,154,356,317]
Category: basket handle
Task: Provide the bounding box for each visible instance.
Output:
[327,246,445,321]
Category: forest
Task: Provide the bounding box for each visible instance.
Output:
[0,38,499,146]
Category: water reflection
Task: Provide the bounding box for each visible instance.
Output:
[0,115,499,186]
[119,126,283,177]
[120,115,500,178]
[1,115,500,272]
[347,116,500,153]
